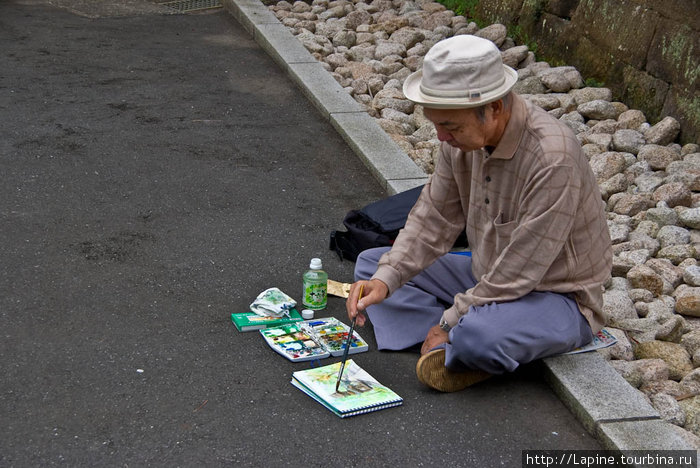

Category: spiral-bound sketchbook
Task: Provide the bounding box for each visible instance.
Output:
[291,359,403,418]
[564,328,617,355]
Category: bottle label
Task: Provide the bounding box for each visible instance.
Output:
[303,282,327,309]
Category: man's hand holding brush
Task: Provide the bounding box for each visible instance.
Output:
[346,279,388,327]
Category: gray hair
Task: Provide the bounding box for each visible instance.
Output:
[475,92,513,122]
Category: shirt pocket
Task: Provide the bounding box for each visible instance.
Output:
[492,212,517,254]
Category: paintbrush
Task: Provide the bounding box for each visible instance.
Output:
[336,284,363,392]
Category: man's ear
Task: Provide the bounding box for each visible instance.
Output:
[490,99,504,116]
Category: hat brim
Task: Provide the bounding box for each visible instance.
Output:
[402,65,518,109]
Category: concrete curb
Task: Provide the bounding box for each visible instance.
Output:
[222,0,697,453]
[543,353,696,452]
[221,0,427,195]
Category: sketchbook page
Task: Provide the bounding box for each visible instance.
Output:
[292,360,402,414]
[291,379,343,417]
[291,378,402,418]
[563,328,618,355]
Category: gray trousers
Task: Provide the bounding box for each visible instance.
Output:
[355,247,593,375]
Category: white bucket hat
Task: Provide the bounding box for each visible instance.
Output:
[403,35,517,109]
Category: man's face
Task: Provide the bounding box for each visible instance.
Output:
[423,106,494,153]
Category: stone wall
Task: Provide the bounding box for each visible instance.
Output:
[470,0,699,144]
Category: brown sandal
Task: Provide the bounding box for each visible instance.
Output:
[416,349,492,392]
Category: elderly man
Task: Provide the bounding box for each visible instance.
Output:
[346,35,612,392]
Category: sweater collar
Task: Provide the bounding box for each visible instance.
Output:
[489,93,526,160]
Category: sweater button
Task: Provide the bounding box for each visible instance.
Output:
[485,198,490,204]
[485,176,491,182]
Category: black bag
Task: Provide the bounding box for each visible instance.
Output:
[329,185,425,262]
[330,185,469,261]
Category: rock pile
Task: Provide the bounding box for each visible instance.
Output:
[269,0,700,445]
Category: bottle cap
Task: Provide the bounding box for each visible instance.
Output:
[309,258,322,269]
[301,309,314,319]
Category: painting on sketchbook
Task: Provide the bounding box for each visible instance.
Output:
[294,360,400,412]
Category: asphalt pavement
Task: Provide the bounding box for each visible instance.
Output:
[0,0,685,466]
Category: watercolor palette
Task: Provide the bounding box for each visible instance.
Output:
[259,323,330,362]
[260,318,368,362]
[301,317,368,357]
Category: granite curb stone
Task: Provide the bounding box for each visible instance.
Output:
[222,0,426,194]
[222,0,696,452]
[222,0,278,34]
[287,62,365,117]
[254,23,319,64]
[543,353,659,431]
[330,112,428,191]
[598,420,700,457]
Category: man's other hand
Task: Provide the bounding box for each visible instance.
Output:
[421,325,450,355]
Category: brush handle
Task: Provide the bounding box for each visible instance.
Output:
[336,284,363,391]
[335,316,356,390]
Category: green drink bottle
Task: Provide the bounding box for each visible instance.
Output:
[302,258,327,310]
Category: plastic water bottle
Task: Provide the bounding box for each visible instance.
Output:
[302,258,327,310]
